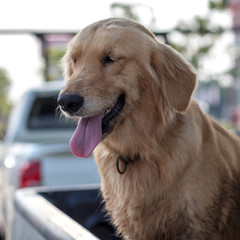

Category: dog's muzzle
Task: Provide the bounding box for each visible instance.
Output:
[57,93,125,158]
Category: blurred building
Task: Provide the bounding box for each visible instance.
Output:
[37,33,75,81]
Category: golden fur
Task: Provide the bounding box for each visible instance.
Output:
[60,18,240,240]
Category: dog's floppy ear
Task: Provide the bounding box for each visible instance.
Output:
[151,42,196,112]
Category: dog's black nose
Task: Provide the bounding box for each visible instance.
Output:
[57,94,84,113]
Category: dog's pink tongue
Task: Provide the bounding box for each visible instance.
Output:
[70,113,103,158]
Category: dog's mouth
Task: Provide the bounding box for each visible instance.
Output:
[70,94,125,158]
[102,94,125,135]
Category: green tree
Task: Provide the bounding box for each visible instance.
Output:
[0,68,11,138]
[110,3,140,22]
[171,15,224,69]
[170,0,227,70]
[110,3,156,27]
[47,48,66,81]
[209,0,227,10]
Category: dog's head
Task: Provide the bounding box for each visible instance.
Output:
[58,18,196,158]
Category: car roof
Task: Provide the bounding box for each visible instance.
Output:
[29,80,65,93]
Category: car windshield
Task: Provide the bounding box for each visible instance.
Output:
[27,95,75,130]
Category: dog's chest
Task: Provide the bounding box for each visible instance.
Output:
[94,148,212,239]
[102,182,191,240]
[98,160,191,239]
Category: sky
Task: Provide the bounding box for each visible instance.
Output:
[0,0,234,102]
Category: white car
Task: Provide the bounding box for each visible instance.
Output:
[0,80,100,239]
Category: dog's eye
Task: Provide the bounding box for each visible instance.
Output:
[72,58,77,64]
[103,56,116,65]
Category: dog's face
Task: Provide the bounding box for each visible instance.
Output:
[59,19,154,123]
[58,18,196,158]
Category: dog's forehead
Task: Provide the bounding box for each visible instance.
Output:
[74,25,130,48]
[70,20,154,56]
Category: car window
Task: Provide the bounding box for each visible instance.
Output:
[27,96,75,130]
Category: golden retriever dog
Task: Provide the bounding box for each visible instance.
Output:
[58,18,240,240]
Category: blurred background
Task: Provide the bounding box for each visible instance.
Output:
[0,0,240,137]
